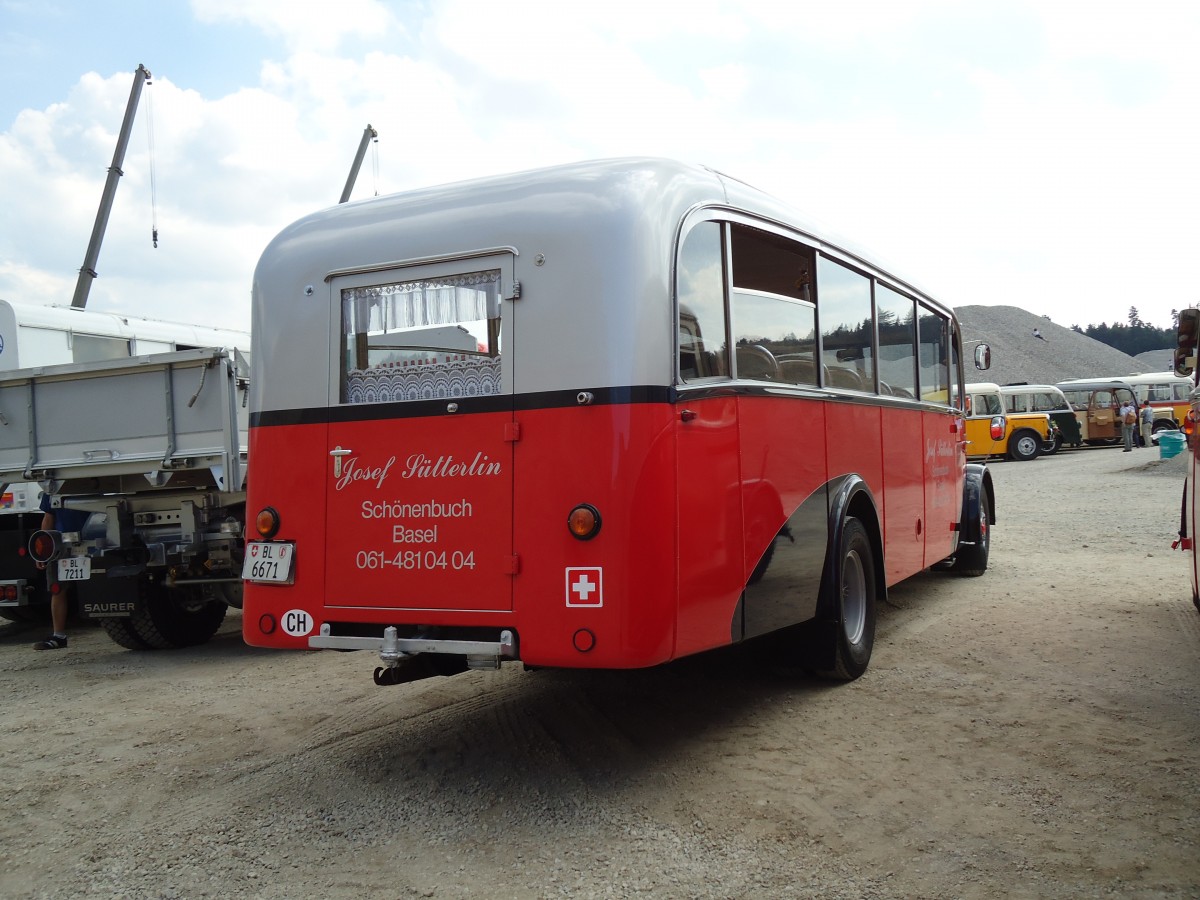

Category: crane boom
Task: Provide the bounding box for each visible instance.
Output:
[70,64,152,309]
[339,124,378,204]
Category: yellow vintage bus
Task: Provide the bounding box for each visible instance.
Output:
[963,382,1051,461]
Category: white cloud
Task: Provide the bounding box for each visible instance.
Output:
[190,0,399,50]
[2,1,1199,334]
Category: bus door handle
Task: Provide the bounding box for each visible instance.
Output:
[330,446,352,478]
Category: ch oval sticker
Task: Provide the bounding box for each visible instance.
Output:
[282,609,314,637]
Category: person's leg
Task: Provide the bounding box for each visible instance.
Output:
[33,586,69,650]
[51,589,67,636]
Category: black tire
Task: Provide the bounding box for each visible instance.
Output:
[129,582,227,649]
[816,517,877,681]
[100,617,154,650]
[951,489,991,577]
[1008,429,1041,461]
[1041,433,1062,455]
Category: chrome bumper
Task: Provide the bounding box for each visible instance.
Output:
[309,624,517,669]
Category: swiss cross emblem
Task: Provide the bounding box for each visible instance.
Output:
[565,567,603,608]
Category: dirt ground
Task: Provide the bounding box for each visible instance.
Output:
[1,444,1198,899]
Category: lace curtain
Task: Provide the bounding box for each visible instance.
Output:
[342,271,501,336]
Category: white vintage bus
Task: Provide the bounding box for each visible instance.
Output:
[1108,372,1192,433]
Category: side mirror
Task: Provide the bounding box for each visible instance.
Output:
[1175,308,1199,377]
[1174,346,1194,379]
[974,343,991,371]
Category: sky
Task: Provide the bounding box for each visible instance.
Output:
[1,0,1198,335]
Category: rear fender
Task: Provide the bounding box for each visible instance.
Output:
[819,475,883,620]
[959,463,995,544]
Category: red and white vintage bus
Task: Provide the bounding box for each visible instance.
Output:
[1172,309,1200,611]
[242,158,995,685]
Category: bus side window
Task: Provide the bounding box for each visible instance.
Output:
[876,283,917,399]
[817,257,874,391]
[731,289,816,384]
[728,223,817,386]
[917,304,951,403]
[677,221,729,382]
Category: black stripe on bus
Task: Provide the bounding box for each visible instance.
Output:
[250,381,954,428]
[250,385,677,428]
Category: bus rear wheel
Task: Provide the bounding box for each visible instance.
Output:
[816,517,877,681]
[950,489,990,577]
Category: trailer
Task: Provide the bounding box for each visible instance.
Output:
[0,344,250,648]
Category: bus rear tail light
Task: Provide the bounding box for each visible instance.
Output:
[989,416,1005,440]
[1185,410,1196,437]
[2,584,18,601]
[255,507,281,540]
[567,504,602,540]
[28,530,63,564]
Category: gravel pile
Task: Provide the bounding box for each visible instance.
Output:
[955,304,1174,387]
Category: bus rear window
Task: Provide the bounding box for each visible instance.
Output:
[341,270,502,404]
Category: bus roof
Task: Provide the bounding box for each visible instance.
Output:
[999,383,1068,394]
[1111,372,1192,384]
[265,157,951,318]
[1055,378,1135,390]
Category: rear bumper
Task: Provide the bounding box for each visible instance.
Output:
[309,624,517,667]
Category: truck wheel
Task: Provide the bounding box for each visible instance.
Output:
[815,517,876,681]
[130,582,227,649]
[100,617,153,650]
[951,489,991,577]
[1008,429,1041,461]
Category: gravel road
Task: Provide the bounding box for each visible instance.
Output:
[2,445,1198,899]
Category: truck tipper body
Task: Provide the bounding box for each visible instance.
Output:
[0,345,250,647]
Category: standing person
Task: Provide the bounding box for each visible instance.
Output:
[31,492,89,651]
[1139,401,1155,449]
[1119,397,1138,452]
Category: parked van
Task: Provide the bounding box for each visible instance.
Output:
[963,382,1052,461]
[1000,383,1081,452]
[1054,379,1138,445]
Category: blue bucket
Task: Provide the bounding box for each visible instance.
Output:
[1159,430,1187,459]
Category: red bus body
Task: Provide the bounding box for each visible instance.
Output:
[243,158,993,682]
[1175,310,1200,608]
